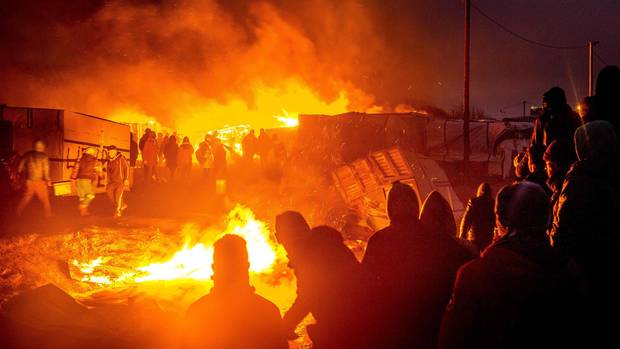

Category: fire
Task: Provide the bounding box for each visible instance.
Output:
[274,109,299,128]
[71,205,285,286]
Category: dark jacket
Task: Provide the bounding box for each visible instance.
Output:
[107,153,128,184]
[284,226,362,348]
[363,221,473,349]
[71,153,98,180]
[184,286,287,349]
[530,105,581,151]
[439,235,585,349]
[130,139,138,166]
[551,159,620,284]
[459,195,495,251]
[164,141,178,167]
[18,151,50,181]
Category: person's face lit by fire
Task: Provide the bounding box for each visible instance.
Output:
[545,160,557,179]
[109,148,118,159]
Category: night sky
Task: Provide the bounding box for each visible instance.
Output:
[0,0,618,123]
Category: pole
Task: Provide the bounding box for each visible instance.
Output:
[463,0,471,163]
[522,101,526,117]
[588,40,600,96]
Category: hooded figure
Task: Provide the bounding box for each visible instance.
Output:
[551,121,620,337]
[362,182,473,349]
[459,183,496,252]
[275,213,362,349]
[530,87,581,162]
[439,182,585,349]
[584,66,620,134]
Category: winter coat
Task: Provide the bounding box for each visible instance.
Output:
[363,221,474,349]
[459,195,495,251]
[71,153,98,181]
[530,105,581,151]
[18,151,50,181]
[107,153,128,184]
[184,285,287,349]
[438,235,586,349]
[284,226,363,348]
[164,141,178,167]
[177,143,194,166]
[142,138,158,166]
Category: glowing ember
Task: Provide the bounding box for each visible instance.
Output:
[72,205,285,286]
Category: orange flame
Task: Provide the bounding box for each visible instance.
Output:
[71,205,286,286]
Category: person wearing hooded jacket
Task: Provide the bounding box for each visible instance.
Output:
[362,182,472,349]
[439,182,586,349]
[459,183,495,253]
[274,212,362,349]
[582,66,620,134]
[551,120,620,343]
[530,86,581,160]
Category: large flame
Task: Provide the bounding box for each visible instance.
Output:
[108,78,350,137]
[71,205,285,286]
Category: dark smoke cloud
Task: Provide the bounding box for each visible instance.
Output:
[0,0,618,129]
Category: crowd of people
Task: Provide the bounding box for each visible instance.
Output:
[182,66,620,349]
[10,125,288,218]
[7,65,620,348]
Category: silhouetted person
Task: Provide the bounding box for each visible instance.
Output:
[362,182,472,349]
[439,182,585,349]
[459,183,495,253]
[183,235,287,349]
[196,136,214,192]
[242,129,258,162]
[275,212,362,348]
[212,138,227,194]
[142,133,158,183]
[257,129,272,165]
[542,139,574,210]
[422,191,477,255]
[138,128,151,154]
[530,86,581,164]
[551,121,620,343]
[16,140,52,217]
[524,146,549,195]
[583,66,620,135]
[71,147,99,216]
[105,145,128,217]
[177,136,194,179]
[129,132,138,167]
[164,135,178,179]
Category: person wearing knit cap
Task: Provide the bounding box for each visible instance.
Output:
[439,182,585,349]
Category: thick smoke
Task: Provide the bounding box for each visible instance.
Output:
[0,0,460,130]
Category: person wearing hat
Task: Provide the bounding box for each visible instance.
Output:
[71,147,100,216]
[106,145,129,217]
[16,140,52,217]
[439,182,585,349]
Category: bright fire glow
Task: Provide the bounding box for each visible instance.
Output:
[274,109,299,128]
[71,205,285,286]
[107,78,351,139]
